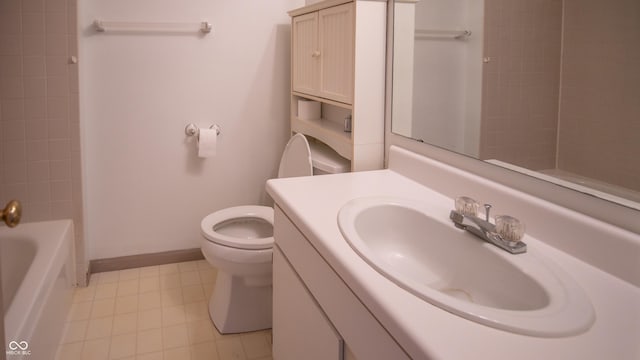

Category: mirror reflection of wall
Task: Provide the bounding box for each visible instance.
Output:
[393,0,484,157]
[480,0,562,171]
[555,1,639,196]
[392,0,640,206]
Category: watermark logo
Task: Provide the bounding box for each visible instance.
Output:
[6,340,31,356]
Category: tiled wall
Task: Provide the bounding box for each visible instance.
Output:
[479,0,563,170]
[558,0,640,192]
[0,0,85,283]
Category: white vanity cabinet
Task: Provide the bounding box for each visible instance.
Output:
[273,247,344,360]
[289,0,386,171]
[272,206,410,360]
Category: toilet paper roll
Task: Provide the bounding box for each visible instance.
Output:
[198,128,217,158]
[298,99,321,120]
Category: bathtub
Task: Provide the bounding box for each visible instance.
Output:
[1,220,75,360]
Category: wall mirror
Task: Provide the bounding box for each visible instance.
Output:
[391,0,640,210]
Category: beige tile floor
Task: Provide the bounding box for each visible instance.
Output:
[56,260,273,360]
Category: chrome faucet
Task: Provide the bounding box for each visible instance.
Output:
[449,198,526,254]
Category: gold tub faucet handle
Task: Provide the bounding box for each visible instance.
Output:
[1,200,22,228]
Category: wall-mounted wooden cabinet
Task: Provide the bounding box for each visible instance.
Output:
[292,3,354,104]
[289,0,386,171]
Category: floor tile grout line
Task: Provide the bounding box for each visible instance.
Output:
[57,260,276,360]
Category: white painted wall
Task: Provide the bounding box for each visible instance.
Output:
[462,0,483,157]
[80,0,304,259]
[411,0,483,155]
[390,1,416,137]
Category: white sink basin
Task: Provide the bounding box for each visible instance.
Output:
[337,196,595,337]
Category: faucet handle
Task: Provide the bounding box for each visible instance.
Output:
[1,200,22,228]
[495,215,525,242]
[483,204,492,222]
[455,196,479,216]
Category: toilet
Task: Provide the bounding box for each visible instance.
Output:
[200,134,348,334]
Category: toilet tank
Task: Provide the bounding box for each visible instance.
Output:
[308,139,350,175]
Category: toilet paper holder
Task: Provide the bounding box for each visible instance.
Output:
[185,123,221,140]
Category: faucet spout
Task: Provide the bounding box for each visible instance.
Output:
[450,210,526,254]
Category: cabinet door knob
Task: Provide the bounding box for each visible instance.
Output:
[311,50,321,58]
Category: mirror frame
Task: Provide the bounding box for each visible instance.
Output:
[383,0,640,234]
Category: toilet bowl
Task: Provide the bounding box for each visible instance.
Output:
[201,206,275,333]
[200,134,349,334]
[201,206,274,279]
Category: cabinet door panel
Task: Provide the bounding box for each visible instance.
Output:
[274,206,410,360]
[318,3,354,104]
[273,246,343,360]
[292,12,319,96]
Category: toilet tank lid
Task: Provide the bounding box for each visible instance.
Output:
[309,139,350,174]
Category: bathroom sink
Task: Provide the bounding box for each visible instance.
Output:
[337,196,595,337]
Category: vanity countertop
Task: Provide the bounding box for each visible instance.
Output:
[266,168,640,359]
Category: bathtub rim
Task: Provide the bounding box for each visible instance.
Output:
[1,219,75,345]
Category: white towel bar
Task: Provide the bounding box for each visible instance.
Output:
[415,29,471,40]
[93,20,213,34]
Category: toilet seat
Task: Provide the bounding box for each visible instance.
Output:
[199,134,315,334]
[278,133,313,178]
[201,205,274,250]
[200,134,312,252]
